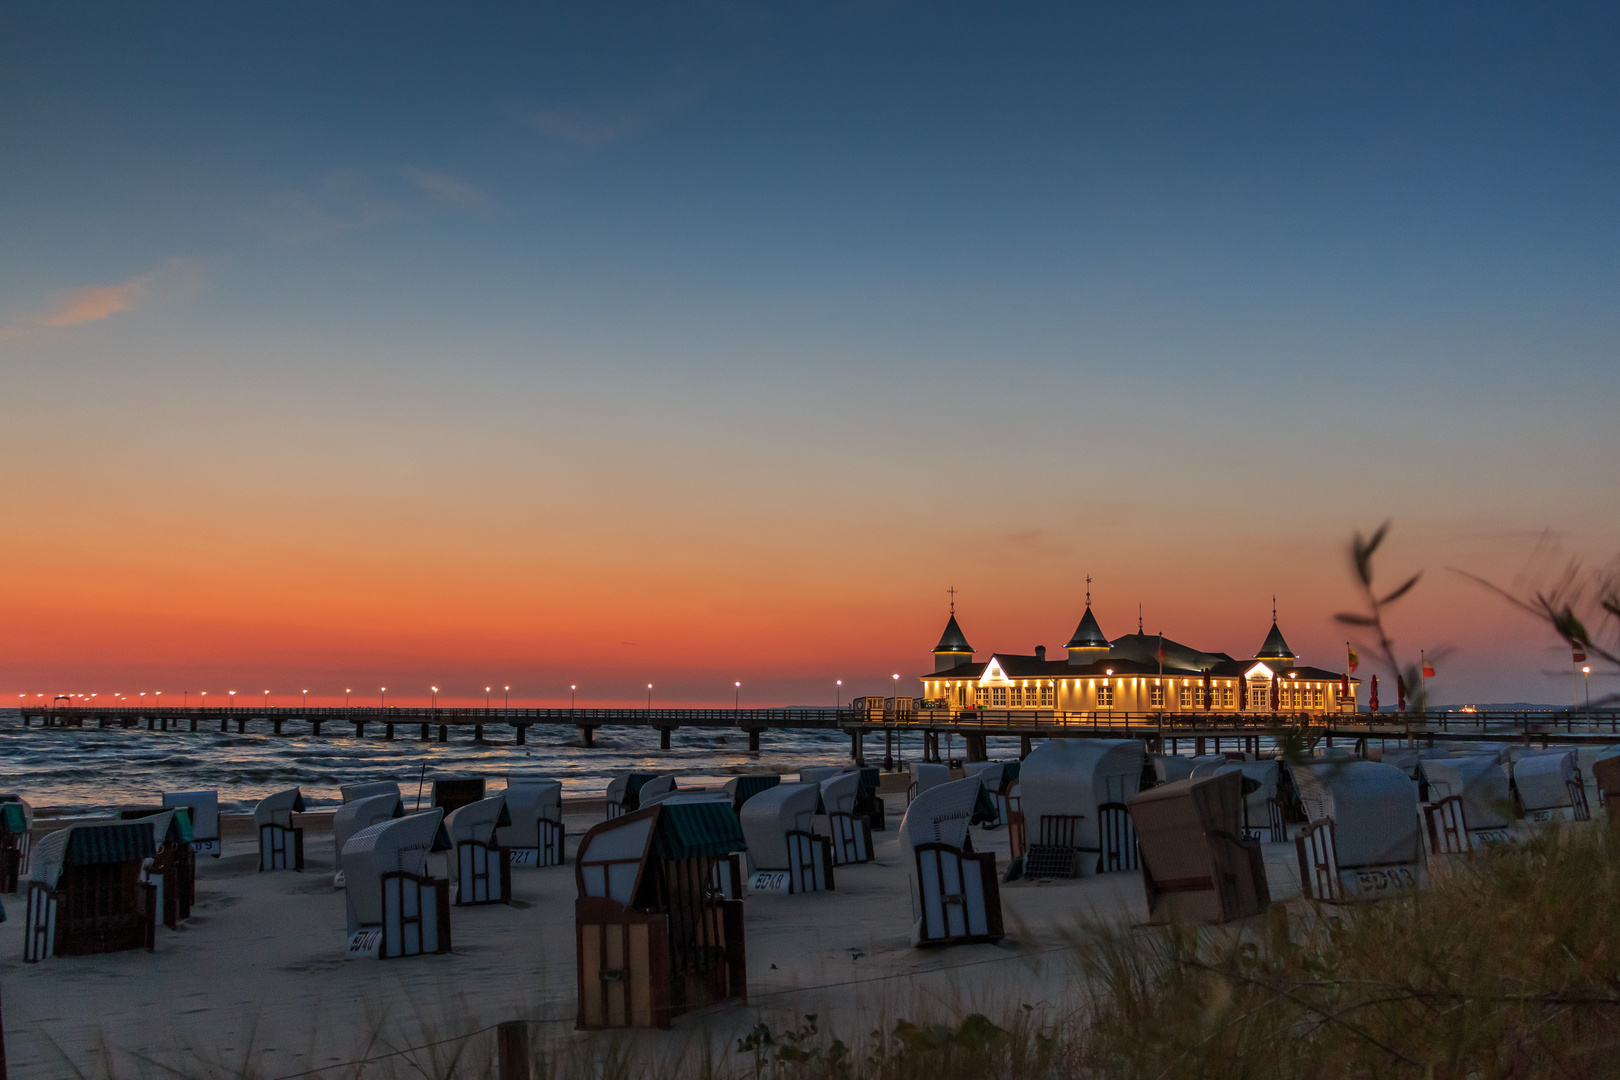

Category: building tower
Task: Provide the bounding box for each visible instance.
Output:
[1255,596,1297,666]
[1066,576,1111,665]
[932,590,975,672]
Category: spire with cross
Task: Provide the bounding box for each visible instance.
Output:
[947,585,958,615]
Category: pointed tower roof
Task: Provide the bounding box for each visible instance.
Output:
[1066,606,1109,649]
[1255,621,1295,661]
[934,614,973,655]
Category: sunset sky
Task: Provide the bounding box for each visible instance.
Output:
[3,3,1617,707]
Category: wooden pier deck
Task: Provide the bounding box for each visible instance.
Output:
[16,704,1620,765]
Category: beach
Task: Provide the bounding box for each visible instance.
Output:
[0,782,1312,1079]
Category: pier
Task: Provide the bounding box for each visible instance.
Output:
[16,704,1620,770]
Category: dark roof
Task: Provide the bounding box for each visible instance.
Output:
[933,614,974,654]
[1255,621,1295,659]
[1106,633,1235,674]
[922,651,1354,684]
[1065,606,1109,649]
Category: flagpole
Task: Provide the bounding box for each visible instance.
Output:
[1420,649,1426,710]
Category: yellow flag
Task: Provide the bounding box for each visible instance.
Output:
[1347,645,1359,673]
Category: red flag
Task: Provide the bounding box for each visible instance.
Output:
[1369,674,1379,713]
[1397,675,1407,711]
[1340,672,1350,699]
[1422,658,1435,679]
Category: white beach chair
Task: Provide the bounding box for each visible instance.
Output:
[254,788,306,871]
[341,781,401,804]
[797,766,844,785]
[739,783,832,893]
[445,795,513,905]
[161,790,219,858]
[1,795,34,892]
[1292,761,1421,902]
[961,762,1007,827]
[722,774,781,813]
[497,778,565,867]
[119,808,196,928]
[819,771,873,865]
[1192,759,1285,842]
[342,810,452,959]
[1420,755,1516,851]
[605,773,675,818]
[1512,751,1590,824]
[25,821,159,962]
[1128,771,1270,923]
[574,803,747,1028]
[907,762,951,805]
[332,792,404,887]
[1016,738,1145,878]
[898,776,1003,947]
[1151,755,1195,784]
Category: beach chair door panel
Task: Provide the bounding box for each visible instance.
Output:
[828,812,871,865]
[576,903,668,1029]
[914,844,967,943]
[259,824,304,871]
[382,872,449,958]
[540,819,565,867]
[1425,795,1471,856]
[786,831,831,893]
[1295,819,1339,903]
[24,882,57,962]
[456,841,510,904]
[1096,803,1139,874]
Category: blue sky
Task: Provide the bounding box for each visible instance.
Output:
[3,2,1617,705]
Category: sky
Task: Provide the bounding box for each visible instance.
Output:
[3,2,1618,708]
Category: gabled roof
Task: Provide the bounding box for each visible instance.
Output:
[1106,633,1235,675]
[1065,606,1109,649]
[1255,621,1295,660]
[933,614,973,654]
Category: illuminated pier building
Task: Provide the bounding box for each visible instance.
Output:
[921,593,1356,715]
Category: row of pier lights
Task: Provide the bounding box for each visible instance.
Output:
[17,675,902,710]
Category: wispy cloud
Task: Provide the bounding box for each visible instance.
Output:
[499,81,712,150]
[0,259,200,344]
[400,166,494,211]
[250,170,402,244]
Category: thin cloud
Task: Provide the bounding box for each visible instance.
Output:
[0,259,200,344]
[400,167,493,211]
[499,81,712,150]
[251,170,402,244]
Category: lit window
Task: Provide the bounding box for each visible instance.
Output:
[1179,685,1191,707]
[1040,683,1054,707]
[1150,683,1164,707]
[1222,686,1234,708]
[1098,684,1114,707]
[992,686,1007,707]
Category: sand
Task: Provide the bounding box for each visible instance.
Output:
[0,789,1311,1079]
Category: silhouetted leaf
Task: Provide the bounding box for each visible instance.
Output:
[1335,613,1377,626]
[1379,573,1422,606]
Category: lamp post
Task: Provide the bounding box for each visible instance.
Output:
[570,685,576,711]
[302,689,308,710]
[735,681,741,711]
[229,690,236,708]
[486,686,492,710]
[836,680,842,708]
[431,686,439,710]
[263,690,270,712]
[200,691,206,707]
[345,688,351,707]
[1584,666,1592,715]
[183,690,188,708]
[505,685,510,710]
[380,687,386,708]
[647,684,653,710]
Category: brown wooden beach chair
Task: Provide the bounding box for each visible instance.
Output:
[574,802,747,1029]
[1127,771,1269,924]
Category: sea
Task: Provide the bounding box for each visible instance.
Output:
[0,709,1027,816]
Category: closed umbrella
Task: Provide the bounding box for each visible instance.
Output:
[1397,675,1407,712]
[1368,674,1380,714]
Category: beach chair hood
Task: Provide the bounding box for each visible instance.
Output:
[340,781,401,804]
[1294,761,1420,867]
[1,796,35,836]
[1152,755,1195,784]
[798,767,844,786]
[1512,751,1577,811]
[1420,755,1513,830]
[253,788,305,828]
[722,775,780,812]
[31,822,157,890]
[496,778,562,848]
[1126,771,1243,880]
[898,776,982,863]
[739,783,820,870]
[1193,760,1279,813]
[162,791,217,843]
[343,810,450,926]
[444,795,512,846]
[819,772,861,816]
[334,792,405,867]
[1021,738,1145,848]
[909,762,951,796]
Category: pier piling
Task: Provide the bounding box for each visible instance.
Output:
[384,722,394,740]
